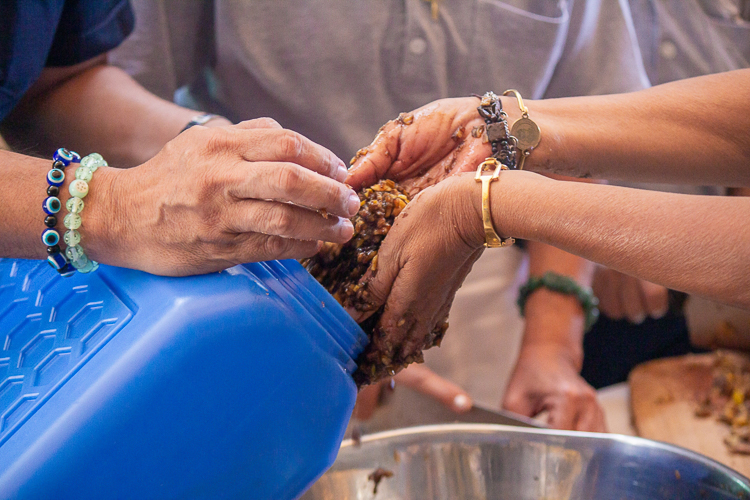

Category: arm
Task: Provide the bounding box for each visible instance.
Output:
[347,69,750,191]
[362,171,750,368]
[482,172,750,308]
[503,242,606,431]
[0,58,360,273]
[0,57,223,167]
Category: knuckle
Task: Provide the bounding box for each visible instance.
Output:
[263,235,291,257]
[278,130,306,159]
[254,117,282,129]
[269,207,297,235]
[275,164,305,193]
[203,127,232,152]
[580,387,597,403]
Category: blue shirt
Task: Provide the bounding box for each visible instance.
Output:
[0,0,134,121]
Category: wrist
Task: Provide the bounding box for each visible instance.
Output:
[517,333,584,372]
[79,166,123,265]
[519,271,599,333]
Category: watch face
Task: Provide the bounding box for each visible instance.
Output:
[511,117,541,151]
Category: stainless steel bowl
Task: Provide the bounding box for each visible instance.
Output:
[301,424,750,500]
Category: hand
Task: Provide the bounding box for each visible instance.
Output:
[353,174,485,363]
[352,364,473,421]
[592,267,669,323]
[346,97,493,193]
[502,344,607,432]
[88,118,360,275]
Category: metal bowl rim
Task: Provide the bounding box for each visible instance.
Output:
[340,423,750,485]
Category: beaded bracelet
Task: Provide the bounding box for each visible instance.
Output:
[44,148,80,276]
[63,153,106,274]
[517,272,600,332]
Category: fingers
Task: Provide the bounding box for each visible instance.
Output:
[574,401,608,433]
[229,162,360,219]
[619,274,670,323]
[621,274,648,324]
[233,117,283,130]
[228,126,348,182]
[225,199,353,244]
[545,397,578,431]
[639,280,669,319]
[234,233,322,263]
[394,364,473,413]
[346,119,402,190]
[545,385,605,432]
[593,268,668,323]
[501,388,538,418]
[592,268,625,319]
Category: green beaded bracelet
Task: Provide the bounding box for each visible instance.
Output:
[517,271,600,332]
[63,152,107,274]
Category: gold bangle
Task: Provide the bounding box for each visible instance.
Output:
[475,158,515,248]
[502,89,541,170]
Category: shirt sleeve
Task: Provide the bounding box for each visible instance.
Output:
[46,0,135,67]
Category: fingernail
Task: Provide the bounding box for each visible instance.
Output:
[347,192,361,216]
[336,165,348,183]
[453,394,472,411]
[651,307,668,320]
[337,218,354,239]
[631,313,646,325]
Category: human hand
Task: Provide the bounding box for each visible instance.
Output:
[346,97,494,193]
[87,118,360,275]
[592,267,668,323]
[352,364,473,420]
[502,344,606,432]
[354,173,485,365]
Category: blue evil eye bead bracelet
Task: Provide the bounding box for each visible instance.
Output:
[62,152,106,274]
[44,148,80,276]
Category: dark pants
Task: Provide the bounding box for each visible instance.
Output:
[580,311,701,389]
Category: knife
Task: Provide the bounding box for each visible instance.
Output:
[358,385,546,431]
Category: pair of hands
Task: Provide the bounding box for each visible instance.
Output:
[87,118,360,275]
[344,97,668,431]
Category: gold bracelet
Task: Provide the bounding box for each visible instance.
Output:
[502,89,541,170]
[475,158,515,248]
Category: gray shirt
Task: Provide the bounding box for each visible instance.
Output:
[112,0,649,161]
[630,0,750,84]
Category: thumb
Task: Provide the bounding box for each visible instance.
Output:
[394,364,473,413]
[346,119,401,191]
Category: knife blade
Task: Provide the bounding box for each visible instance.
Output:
[360,385,546,431]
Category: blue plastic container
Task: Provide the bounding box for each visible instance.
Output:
[0,258,367,499]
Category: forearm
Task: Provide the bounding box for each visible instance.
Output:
[2,60,215,167]
[521,242,594,368]
[521,69,750,186]
[471,171,750,308]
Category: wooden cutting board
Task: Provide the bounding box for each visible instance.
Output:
[629,353,750,477]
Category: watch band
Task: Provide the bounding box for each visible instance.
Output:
[180,113,220,133]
